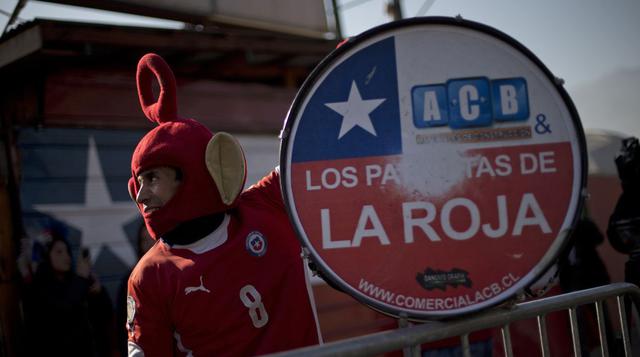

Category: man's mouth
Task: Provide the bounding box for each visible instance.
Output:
[143,206,159,214]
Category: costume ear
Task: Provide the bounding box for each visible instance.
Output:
[205,132,246,205]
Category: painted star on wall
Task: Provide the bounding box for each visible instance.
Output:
[324,80,386,139]
[33,136,140,266]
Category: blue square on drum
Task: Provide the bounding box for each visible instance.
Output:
[411,84,448,128]
[491,78,529,121]
[447,78,492,129]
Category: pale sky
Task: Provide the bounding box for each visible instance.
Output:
[1,0,638,136]
[338,0,640,137]
[341,0,640,87]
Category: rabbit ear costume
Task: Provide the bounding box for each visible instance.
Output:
[128,53,246,239]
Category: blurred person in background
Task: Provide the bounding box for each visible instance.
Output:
[559,208,615,356]
[607,136,640,345]
[21,230,114,357]
[607,137,640,287]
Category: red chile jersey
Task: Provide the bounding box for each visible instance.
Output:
[126,170,322,356]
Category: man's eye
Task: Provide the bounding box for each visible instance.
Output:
[138,173,154,184]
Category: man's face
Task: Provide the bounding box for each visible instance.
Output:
[136,166,181,214]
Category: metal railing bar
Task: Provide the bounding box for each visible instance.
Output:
[410,345,420,357]
[616,296,631,356]
[398,318,420,357]
[537,314,550,357]
[501,324,513,357]
[595,300,610,356]
[460,334,470,357]
[266,283,640,357]
[568,307,581,357]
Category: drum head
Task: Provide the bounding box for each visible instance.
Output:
[280,17,587,320]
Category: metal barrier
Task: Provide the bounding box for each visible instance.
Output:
[267,283,640,357]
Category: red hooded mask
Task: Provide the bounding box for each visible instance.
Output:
[129,53,246,240]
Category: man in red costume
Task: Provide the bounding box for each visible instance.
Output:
[125,53,322,356]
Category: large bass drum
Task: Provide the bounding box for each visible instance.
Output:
[280,17,587,320]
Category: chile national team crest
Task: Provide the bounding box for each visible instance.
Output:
[246,231,268,257]
[281,17,586,319]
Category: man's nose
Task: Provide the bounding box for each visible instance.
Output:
[136,184,150,204]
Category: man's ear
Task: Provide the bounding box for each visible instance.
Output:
[128,177,138,202]
[205,132,247,205]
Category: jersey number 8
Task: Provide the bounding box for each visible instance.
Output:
[240,285,269,328]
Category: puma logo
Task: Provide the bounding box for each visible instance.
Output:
[185,275,211,295]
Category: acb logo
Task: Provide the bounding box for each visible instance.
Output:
[411,77,529,129]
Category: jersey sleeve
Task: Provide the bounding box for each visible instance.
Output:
[245,168,286,212]
[127,267,174,357]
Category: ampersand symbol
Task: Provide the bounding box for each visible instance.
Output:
[535,114,552,134]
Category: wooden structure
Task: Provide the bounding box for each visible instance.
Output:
[0,19,336,130]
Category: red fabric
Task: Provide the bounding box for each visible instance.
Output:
[136,53,178,123]
[130,53,244,239]
[130,119,227,239]
[127,171,321,356]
